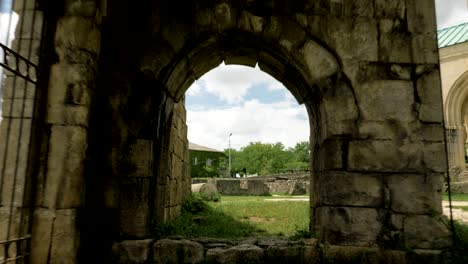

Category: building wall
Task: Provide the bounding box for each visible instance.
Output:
[189,149,226,178]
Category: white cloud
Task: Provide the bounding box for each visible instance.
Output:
[435,0,468,29]
[186,80,203,96]
[200,63,284,104]
[187,99,309,151]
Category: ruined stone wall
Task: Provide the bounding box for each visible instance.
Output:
[18,0,452,262]
[115,237,445,264]
[162,99,191,220]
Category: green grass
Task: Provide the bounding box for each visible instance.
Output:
[209,196,309,237]
[443,193,468,201]
[156,195,264,238]
[452,206,468,212]
[156,195,310,239]
[446,221,468,264]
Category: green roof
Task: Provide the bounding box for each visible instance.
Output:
[438,22,468,48]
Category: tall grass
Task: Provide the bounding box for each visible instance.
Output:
[209,196,309,237]
[156,195,310,239]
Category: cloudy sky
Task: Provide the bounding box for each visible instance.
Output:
[1,1,468,151]
[187,1,468,151]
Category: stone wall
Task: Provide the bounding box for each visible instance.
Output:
[216,179,270,196]
[212,174,310,195]
[113,237,447,264]
[11,0,452,262]
[0,0,45,260]
[251,173,310,195]
[162,100,191,220]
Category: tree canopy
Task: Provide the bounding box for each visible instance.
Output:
[225,141,310,176]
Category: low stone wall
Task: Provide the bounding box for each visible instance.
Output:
[210,173,310,196]
[113,237,446,264]
[264,178,309,195]
[216,179,270,196]
[449,181,468,194]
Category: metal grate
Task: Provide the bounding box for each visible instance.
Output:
[0,0,45,262]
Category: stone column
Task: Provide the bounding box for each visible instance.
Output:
[29,1,102,263]
[0,0,43,260]
[446,125,466,178]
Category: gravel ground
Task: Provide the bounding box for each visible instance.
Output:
[443,201,468,224]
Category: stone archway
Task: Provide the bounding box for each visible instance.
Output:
[445,71,468,177]
[26,1,452,262]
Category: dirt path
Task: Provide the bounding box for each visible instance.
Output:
[443,201,468,224]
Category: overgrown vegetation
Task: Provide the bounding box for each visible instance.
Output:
[156,195,264,238]
[443,193,468,201]
[209,196,309,237]
[445,221,468,264]
[156,195,310,239]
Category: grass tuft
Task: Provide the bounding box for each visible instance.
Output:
[445,221,468,264]
[156,195,264,238]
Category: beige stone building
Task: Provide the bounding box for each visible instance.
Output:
[440,21,468,177]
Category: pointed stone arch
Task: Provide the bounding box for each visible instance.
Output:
[445,70,468,174]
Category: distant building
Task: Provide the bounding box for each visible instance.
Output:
[439,21,468,177]
[189,142,227,178]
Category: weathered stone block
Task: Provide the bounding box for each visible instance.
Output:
[128,139,153,177]
[44,125,87,208]
[411,34,439,64]
[316,172,382,207]
[407,0,437,35]
[375,0,406,19]
[379,19,412,63]
[165,58,194,101]
[154,239,204,264]
[266,245,302,263]
[302,245,320,264]
[13,0,36,11]
[386,174,443,214]
[315,207,381,246]
[348,140,422,172]
[318,139,343,170]
[322,245,380,264]
[341,0,374,17]
[55,16,100,56]
[299,40,339,81]
[328,17,378,61]
[423,142,447,172]
[120,178,152,238]
[355,80,415,122]
[278,19,306,52]
[0,206,23,241]
[214,3,237,31]
[416,69,444,122]
[206,244,264,264]
[2,98,34,118]
[0,119,31,206]
[47,63,95,126]
[238,11,264,34]
[2,76,36,99]
[404,215,452,249]
[321,82,358,136]
[112,239,154,264]
[49,209,80,264]
[65,0,98,17]
[10,38,41,64]
[30,208,56,264]
[15,11,43,39]
[407,249,445,264]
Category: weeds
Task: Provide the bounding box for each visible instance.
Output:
[445,221,468,264]
[156,195,263,238]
